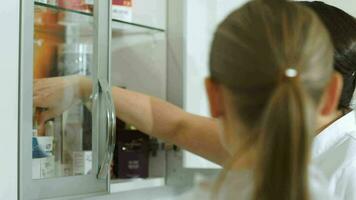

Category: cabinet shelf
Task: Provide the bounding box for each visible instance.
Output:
[110,177,165,193]
[35,1,165,32]
[35,1,92,17]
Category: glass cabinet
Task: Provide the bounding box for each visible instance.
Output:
[3,0,223,199]
[19,0,169,199]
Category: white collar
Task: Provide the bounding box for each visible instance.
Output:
[312,111,356,159]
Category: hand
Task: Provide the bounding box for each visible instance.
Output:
[33,75,85,134]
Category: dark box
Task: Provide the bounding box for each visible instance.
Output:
[114,122,149,179]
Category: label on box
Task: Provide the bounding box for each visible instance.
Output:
[112,0,133,22]
[36,136,54,152]
[113,0,132,6]
[35,0,48,3]
[33,136,54,158]
[73,151,92,176]
[32,156,55,179]
[58,0,84,10]
[84,0,94,5]
[35,0,56,4]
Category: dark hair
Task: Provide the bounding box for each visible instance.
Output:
[209,1,333,200]
[301,1,356,111]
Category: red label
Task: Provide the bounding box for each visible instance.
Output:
[58,0,84,10]
[113,0,132,7]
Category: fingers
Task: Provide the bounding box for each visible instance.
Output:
[37,122,46,136]
[38,109,58,128]
[37,109,58,136]
[36,109,56,136]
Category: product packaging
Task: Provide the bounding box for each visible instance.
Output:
[32,156,55,179]
[114,129,149,179]
[73,151,92,175]
[32,136,54,158]
[112,0,133,22]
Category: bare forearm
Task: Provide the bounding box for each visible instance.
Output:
[111,87,229,164]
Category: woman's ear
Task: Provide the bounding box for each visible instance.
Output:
[205,78,225,118]
[319,72,343,116]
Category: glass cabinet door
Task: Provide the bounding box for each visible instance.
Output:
[33,1,94,180]
[20,0,113,199]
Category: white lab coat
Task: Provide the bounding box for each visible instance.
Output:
[312,111,356,200]
[173,166,336,200]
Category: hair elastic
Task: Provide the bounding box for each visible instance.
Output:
[285,68,298,78]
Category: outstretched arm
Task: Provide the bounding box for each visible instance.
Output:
[111,86,228,165]
[34,75,229,164]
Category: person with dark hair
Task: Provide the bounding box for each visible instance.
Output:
[299,2,356,199]
[301,1,356,112]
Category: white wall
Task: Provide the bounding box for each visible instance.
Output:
[183,0,247,117]
[183,0,247,168]
[0,0,19,199]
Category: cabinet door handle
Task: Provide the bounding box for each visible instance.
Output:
[107,88,116,157]
[97,80,116,180]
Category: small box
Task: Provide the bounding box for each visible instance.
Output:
[35,136,54,153]
[112,0,132,22]
[114,130,149,179]
[32,156,55,179]
[57,0,84,10]
[73,151,92,176]
[32,136,54,158]
[84,0,94,5]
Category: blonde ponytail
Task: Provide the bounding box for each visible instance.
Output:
[254,78,313,200]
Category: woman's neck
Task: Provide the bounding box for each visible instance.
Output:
[316,109,346,134]
[230,146,257,171]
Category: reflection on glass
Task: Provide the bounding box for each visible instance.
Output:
[32,1,94,179]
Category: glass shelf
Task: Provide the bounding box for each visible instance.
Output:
[110,177,165,193]
[35,1,165,32]
[35,1,92,17]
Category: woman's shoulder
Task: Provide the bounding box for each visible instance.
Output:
[173,168,338,200]
[174,171,253,200]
